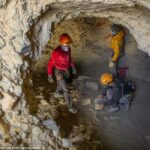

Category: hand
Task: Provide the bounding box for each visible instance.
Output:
[48,76,54,83]
[95,104,104,110]
[109,61,114,68]
[72,67,77,75]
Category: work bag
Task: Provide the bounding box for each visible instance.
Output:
[117,78,136,111]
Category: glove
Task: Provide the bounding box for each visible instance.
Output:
[48,76,54,83]
[109,61,114,68]
[72,67,77,75]
[95,104,104,110]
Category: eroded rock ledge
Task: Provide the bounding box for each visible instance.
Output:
[0,0,150,149]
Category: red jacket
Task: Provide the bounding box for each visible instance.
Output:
[47,46,74,76]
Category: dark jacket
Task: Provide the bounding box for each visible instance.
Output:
[102,78,122,106]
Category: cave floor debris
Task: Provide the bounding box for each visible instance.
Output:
[31,72,150,150]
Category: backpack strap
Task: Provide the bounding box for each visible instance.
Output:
[114,78,124,97]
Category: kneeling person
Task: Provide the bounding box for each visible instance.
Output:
[95,73,122,112]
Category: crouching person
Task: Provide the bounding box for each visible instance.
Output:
[94,73,122,113]
[47,33,77,114]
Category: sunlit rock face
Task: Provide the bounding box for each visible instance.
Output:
[0,0,150,148]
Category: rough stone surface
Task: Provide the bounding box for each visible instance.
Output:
[0,118,10,138]
[0,0,150,149]
[77,76,92,81]
[0,0,150,98]
[81,97,92,105]
[85,81,99,91]
[0,93,17,112]
[0,35,6,49]
[62,138,72,148]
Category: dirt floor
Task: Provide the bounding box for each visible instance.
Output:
[82,75,150,150]
[31,70,150,150]
[30,18,150,149]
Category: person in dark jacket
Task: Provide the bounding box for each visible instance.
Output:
[94,73,122,112]
[47,33,77,114]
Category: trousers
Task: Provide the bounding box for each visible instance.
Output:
[55,69,73,109]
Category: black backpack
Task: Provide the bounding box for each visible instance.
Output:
[116,78,136,111]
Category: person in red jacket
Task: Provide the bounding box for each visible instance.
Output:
[47,33,77,114]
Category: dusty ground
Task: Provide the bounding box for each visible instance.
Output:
[81,75,150,150]
[30,18,150,149]
[31,70,150,150]
[31,71,103,149]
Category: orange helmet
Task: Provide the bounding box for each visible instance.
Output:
[100,73,113,85]
[59,33,72,45]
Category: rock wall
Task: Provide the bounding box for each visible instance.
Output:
[0,0,150,148]
[0,0,150,95]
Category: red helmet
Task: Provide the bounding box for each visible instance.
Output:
[59,33,72,45]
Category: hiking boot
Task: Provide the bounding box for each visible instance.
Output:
[54,92,64,98]
[69,108,78,114]
[106,106,120,113]
[119,99,131,111]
